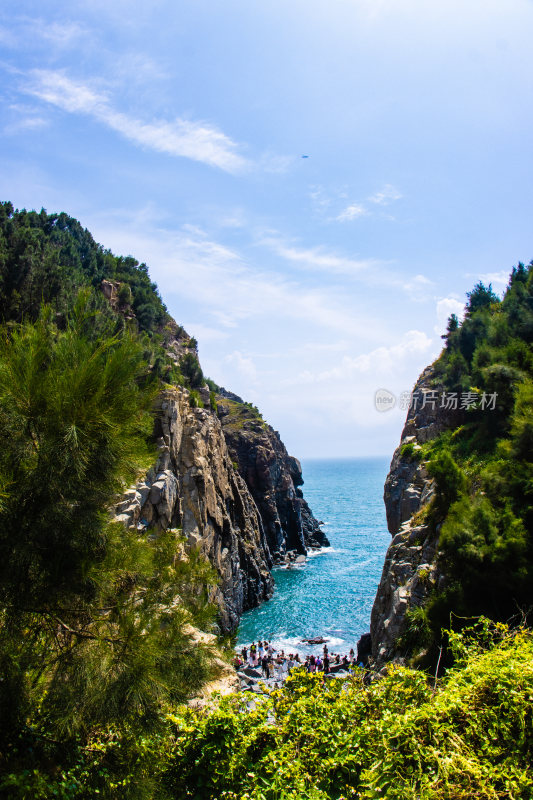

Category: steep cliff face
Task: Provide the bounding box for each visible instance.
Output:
[217,397,329,560]
[114,388,274,632]
[370,366,461,666]
[108,307,325,630]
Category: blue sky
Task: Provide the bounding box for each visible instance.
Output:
[1,0,532,458]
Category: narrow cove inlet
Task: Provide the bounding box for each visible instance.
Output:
[236,457,390,658]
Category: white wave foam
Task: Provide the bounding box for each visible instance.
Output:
[239,633,347,656]
[307,547,346,558]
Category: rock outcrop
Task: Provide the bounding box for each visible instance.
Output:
[113,388,274,632]
[108,309,326,632]
[218,397,329,560]
[369,366,462,667]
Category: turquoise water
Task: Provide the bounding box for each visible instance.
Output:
[237,457,391,657]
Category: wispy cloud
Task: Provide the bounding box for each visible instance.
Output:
[35,20,87,48]
[85,214,380,339]
[368,184,403,205]
[401,273,433,302]
[474,270,510,290]
[0,17,88,51]
[224,350,258,382]
[263,237,379,275]
[283,329,433,385]
[336,203,367,222]
[4,103,49,135]
[320,182,403,223]
[25,69,249,173]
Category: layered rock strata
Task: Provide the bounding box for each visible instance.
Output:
[369,366,462,667]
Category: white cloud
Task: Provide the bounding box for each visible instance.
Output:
[4,115,48,134]
[224,351,258,383]
[401,273,433,302]
[25,70,249,173]
[36,20,87,48]
[264,237,379,275]
[84,213,381,341]
[368,184,403,205]
[4,104,49,134]
[284,329,433,386]
[434,296,465,336]
[475,270,510,290]
[336,203,367,222]
[336,330,433,377]
[314,182,402,223]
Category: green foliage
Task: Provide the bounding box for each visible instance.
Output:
[220,398,266,435]
[409,264,533,659]
[399,441,422,462]
[179,353,204,389]
[397,605,433,653]
[0,293,156,615]
[4,620,531,798]
[160,622,533,799]
[427,448,467,519]
[117,283,133,306]
[0,202,167,335]
[0,299,219,796]
[188,389,204,408]
[466,281,500,315]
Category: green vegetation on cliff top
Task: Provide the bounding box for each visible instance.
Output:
[401,263,533,663]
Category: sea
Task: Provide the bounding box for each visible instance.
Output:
[236,457,391,658]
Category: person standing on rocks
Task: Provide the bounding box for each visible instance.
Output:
[261,654,269,679]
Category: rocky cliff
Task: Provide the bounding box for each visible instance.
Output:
[112,329,326,633]
[113,387,274,632]
[101,271,326,632]
[369,366,462,667]
[217,396,329,560]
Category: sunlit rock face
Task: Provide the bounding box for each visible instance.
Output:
[113,388,274,633]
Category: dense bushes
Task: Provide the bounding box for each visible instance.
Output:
[164,621,533,799]
[3,620,531,799]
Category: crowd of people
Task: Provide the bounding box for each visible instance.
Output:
[234,639,363,680]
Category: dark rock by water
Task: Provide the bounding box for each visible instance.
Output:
[219,397,330,557]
